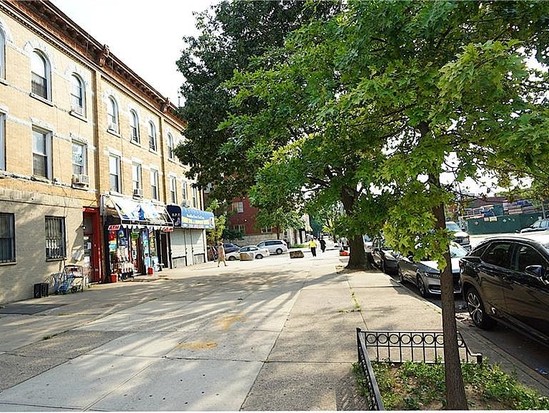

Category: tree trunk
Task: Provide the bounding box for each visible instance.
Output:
[341,187,368,269]
[433,202,468,410]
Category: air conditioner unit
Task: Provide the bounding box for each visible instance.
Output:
[133,188,143,198]
[181,199,189,207]
[72,174,89,186]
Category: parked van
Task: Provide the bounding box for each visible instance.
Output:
[257,239,288,255]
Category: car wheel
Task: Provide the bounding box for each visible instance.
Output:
[256,254,263,259]
[276,248,283,255]
[228,256,237,261]
[416,274,429,297]
[466,287,496,330]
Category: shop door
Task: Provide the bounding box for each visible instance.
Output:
[83,210,101,283]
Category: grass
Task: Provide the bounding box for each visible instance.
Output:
[353,360,549,410]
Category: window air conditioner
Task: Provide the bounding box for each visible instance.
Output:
[72,174,89,186]
[181,199,189,207]
[133,188,143,198]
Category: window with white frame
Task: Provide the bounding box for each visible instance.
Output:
[181,180,188,205]
[192,186,199,208]
[148,121,157,151]
[132,162,142,191]
[130,110,140,143]
[72,141,87,175]
[169,176,177,204]
[0,213,15,263]
[0,30,5,80]
[107,96,119,133]
[109,154,121,192]
[32,128,51,178]
[0,113,5,170]
[70,74,85,115]
[232,224,246,234]
[31,50,50,100]
[261,227,273,234]
[232,201,244,213]
[167,133,175,159]
[150,169,159,200]
[45,216,66,260]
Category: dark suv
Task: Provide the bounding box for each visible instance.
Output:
[459,233,549,346]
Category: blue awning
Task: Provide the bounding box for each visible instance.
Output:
[167,205,215,229]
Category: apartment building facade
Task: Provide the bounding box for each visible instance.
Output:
[0,0,212,304]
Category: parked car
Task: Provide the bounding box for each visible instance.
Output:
[446,221,471,251]
[257,239,288,255]
[520,218,549,233]
[223,243,241,254]
[397,241,467,297]
[459,233,549,346]
[371,236,399,274]
[226,245,270,261]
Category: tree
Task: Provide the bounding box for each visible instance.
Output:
[253,207,304,240]
[225,0,549,408]
[175,0,340,201]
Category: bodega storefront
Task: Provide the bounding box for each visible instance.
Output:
[101,195,173,282]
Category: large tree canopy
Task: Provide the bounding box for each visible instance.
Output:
[222,0,549,408]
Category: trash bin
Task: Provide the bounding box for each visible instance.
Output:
[34,283,49,298]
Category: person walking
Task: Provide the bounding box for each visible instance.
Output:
[319,238,326,253]
[308,238,318,257]
[217,242,227,267]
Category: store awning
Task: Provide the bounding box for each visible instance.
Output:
[167,205,215,229]
[103,195,173,231]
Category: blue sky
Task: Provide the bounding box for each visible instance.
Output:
[51,0,216,104]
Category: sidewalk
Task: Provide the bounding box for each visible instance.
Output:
[0,249,546,411]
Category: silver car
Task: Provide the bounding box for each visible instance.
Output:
[397,242,468,297]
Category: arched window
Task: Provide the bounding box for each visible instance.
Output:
[70,74,85,115]
[107,96,119,133]
[148,121,157,151]
[167,133,174,159]
[31,50,50,99]
[130,110,140,143]
[0,30,5,79]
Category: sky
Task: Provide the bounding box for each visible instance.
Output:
[51,0,216,105]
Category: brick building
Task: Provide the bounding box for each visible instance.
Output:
[0,0,212,304]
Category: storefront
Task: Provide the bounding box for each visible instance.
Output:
[167,205,214,267]
[102,195,173,281]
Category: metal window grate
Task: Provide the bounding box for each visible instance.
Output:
[45,216,66,259]
[0,213,15,263]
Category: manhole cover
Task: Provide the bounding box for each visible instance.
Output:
[0,303,66,315]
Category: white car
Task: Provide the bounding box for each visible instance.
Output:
[226,245,270,261]
[257,239,288,255]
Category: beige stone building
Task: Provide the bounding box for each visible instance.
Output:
[0,0,212,304]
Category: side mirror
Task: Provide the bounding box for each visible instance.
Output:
[525,265,546,279]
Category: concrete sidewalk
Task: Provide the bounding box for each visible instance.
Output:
[0,249,546,411]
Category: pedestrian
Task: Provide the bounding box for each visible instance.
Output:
[309,238,318,257]
[217,242,227,267]
[319,238,326,253]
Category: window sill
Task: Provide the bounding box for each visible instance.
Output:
[149,149,158,155]
[130,140,141,147]
[30,175,51,184]
[0,78,7,86]
[107,128,121,138]
[70,110,87,122]
[30,93,54,106]
[0,261,16,266]
[46,257,66,262]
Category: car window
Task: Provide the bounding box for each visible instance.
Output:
[543,220,549,228]
[446,222,461,232]
[481,242,512,268]
[450,243,468,258]
[514,245,545,272]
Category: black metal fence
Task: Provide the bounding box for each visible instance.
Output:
[356,329,483,410]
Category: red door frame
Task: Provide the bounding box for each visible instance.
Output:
[83,207,103,283]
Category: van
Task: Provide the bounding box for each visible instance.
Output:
[257,239,288,255]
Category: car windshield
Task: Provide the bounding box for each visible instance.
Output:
[450,243,468,258]
[446,222,461,232]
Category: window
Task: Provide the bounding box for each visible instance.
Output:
[232,201,244,213]
[148,121,157,151]
[109,154,121,192]
[150,169,159,200]
[70,74,85,115]
[132,162,142,190]
[107,96,119,133]
[0,30,5,80]
[130,110,140,143]
[32,128,51,178]
[232,224,245,234]
[72,141,87,175]
[0,213,15,263]
[482,242,512,268]
[514,245,545,272]
[168,176,177,204]
[261,227,273,234]
[45,216,66,260]
[0,113,5,170]
[31,50,50,99]
[167,133,175,159]
[192,186,199,208]
[181,180,188,205]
